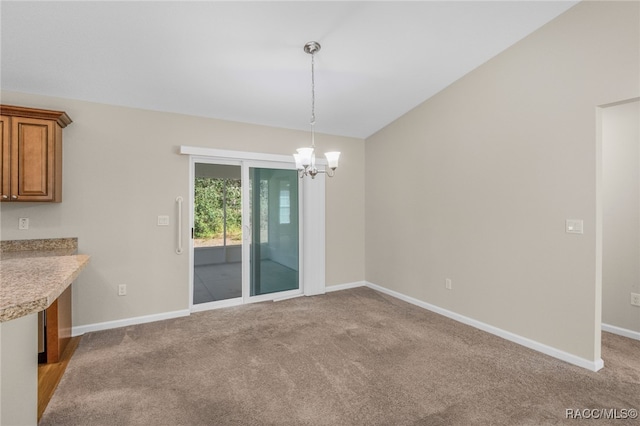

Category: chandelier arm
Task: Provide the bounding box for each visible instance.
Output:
[309,169,335,178]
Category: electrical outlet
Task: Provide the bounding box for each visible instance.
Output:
[631,293,640,307]
[445,278,452,290]
[118,284,127,296]
[18,218,29,230]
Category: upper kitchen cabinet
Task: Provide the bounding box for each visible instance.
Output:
[0,105,72,202]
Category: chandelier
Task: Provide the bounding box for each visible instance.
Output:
[293,41,340,179]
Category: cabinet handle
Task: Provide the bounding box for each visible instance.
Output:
[11,195,18,200]
[1,195,7,199]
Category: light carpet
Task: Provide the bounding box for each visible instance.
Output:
[41,287,640,425]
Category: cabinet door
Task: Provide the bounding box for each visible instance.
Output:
[0,116,9,200]
[11,117,56,201]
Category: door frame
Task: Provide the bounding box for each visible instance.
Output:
[182,146,327,313]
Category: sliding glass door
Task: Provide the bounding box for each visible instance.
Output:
[191,159,301,310]
[249,167,299,296]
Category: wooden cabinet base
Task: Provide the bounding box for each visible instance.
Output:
[42,285,72,363]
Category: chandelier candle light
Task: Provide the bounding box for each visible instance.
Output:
[293,41,340,179]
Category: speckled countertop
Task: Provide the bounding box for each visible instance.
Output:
[0,238,90,322]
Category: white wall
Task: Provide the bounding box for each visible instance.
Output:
[0,92,365,328]
[0,314,38,426]
[602,100,640,333]
[365,0,639,363]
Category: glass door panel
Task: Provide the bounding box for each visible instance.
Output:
[249,167,299,296]
[193,163,242,305]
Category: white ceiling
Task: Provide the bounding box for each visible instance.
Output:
[1,1,578,139]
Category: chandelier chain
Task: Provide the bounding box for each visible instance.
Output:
[310,51,316,147]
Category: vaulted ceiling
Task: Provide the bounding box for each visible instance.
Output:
[1,1,578,139]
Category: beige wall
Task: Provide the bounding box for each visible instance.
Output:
[0,92,365,327]
[365,1,639,362]
[0,314,38,425]
[602,100,640,333]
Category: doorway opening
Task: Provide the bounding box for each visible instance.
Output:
[599,98,640,343]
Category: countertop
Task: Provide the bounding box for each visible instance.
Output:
[0,238,90,322]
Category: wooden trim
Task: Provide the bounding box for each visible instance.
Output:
[44,285,72,363]
[45,299,60,363]
[0,115,9,199]
[0,104,72,128]
[54,123,63,201]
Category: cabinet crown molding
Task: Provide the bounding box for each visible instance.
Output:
[0,104,72,128]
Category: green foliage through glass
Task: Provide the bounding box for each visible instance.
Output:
[194,178,242,243]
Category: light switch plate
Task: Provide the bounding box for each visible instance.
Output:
[566,219,583,234]
[157,215,169,226]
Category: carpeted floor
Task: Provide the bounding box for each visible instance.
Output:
[41,287,640,425]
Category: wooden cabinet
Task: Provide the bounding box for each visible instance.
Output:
[0,105,72,202]
[40,285,72,364]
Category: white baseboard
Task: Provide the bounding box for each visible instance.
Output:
[71,281,366,336]
[365,281,604,372]
[71,281,610,373]
[602,323,640,341]
[72,309,190,337]
[325,281,366,292]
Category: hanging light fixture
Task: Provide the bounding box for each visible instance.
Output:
[293,41,340,179]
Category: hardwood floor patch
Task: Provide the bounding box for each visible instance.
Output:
[38,336,81,422]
